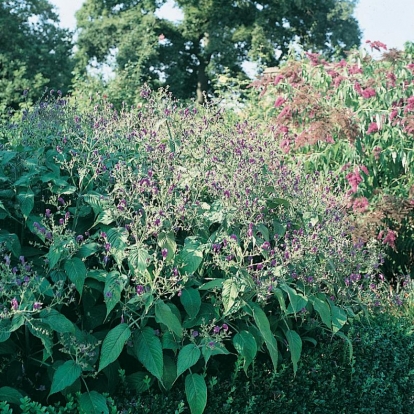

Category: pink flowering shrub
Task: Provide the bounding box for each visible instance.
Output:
[248,41,414,279]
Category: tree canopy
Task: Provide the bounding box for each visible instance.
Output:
[75,0,361,104]
[0,0,74,112]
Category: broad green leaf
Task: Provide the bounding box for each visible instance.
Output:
[251,302,278,371]
[163,355,177,391]
[185,373,207,414]
[79,391,109,414]
[266,197,291,210]
[104,271,126,319]
[16,190,34,219]
[161,330,180,351]
[334,331,353,362]
[331,304,347,333]
[47,243,65,270]
[133,327,163,381]
[155,300,183,338]
[98,323,131,372]
[180,288,201,319]
[49,360,82,396]
[128,246,149,275]
[64,257,87,295]
[222,279,239,314]
[273,288,287,314]
[126,371,153,393]
[27,320,53,361]
[285,330,302,376]
[198,279,224,290]
[40,309,75,334]
[0,232,21,258]
[233,331,257,374]
[77,243,100,259]
[280,284,308,315]
[0,387,24,405]
[157,231,176,262]
[177,343,201,378]
[176,237,204,275]
[311,296,331,328]
[10,314,25,332]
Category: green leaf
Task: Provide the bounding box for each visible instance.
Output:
[16,190,34,219]
[27,320,53,361]
[79,391,109,414]
[155,300,183,338]
[126,372,153,393]
[177,343,201,378]
[222,279,239,314]
[273,288,287,314]
[133,327,163,382]
[330,304,347,333]
[334,330,353,362]
[49,360,82,396]
[233,331,257,374]
[198,279,224,290]
[280,284,308,315]
[311,295,331,328]
[64,257,87,295]
[0,232,21,258]
[47,243,65,269]
[185,373,207,414]
[128,246,149,275]
[285,330,302,376]
[180,288,201,319]
[163,355,177,391]
[77,243,100,259]
[104,271,126,319]
[0,386,24,405]
[98,323,131,372]
[157,231,176,262]
[266,197,291,210]
[250,302,278,371]
[176,237,204,275]
[40,309,75,334]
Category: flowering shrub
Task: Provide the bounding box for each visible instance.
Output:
[0,88,400,413]
[248,41,414,279]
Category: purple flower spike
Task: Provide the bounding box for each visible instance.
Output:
[11,298,19,310]
[161,248,168,259]
[58,197,65,205]
[45,209,51,218]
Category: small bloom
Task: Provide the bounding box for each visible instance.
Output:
[192,330,199,337]
[136,285,144,295]
[383,229,397,249]
[366,122,379,134]
[161,248,168,259]
[45,209,51,218]
[76,235,84,242]
[33,302,42,310]
[213,326,221,334]
[274,96,286,107]
[222,323,229,332]
[11,298,19,310]
[58,197,65,205]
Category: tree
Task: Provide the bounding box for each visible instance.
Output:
[75,0,361,104]
[0,0,74,112]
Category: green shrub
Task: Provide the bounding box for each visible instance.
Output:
[0,87,403,413]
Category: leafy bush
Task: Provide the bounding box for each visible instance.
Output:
[116,314,414,414]
[248,41,414,279]
[0,88,401,413]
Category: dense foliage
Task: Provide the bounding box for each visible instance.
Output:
[0,0,74,113]
[75,0,361,104]
[0,83,404,413]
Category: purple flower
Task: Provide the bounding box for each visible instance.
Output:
[230,234,238,242]
[11,298,19,310]
[59,218,64,225]
[19,256,25,264]
[192,330,199,338]
[65,211,70,220]
[58,197,65,205]
[222,324,229,332]
[45,209,51,218]
[161,248,168,259]
[104,243,111,251]
[4,255,10,266]
[76,235,84,242]
[213,326,221,334]
[136,285,144,295]
[261,241,271,250]
[33,302,42,310]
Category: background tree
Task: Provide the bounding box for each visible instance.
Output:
[0,0,74,113]
[75,0,361,105]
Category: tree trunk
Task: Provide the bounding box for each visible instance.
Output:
[196,56,209,105]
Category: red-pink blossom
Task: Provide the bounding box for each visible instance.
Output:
[346,168,363,193]
[404,96,414,112]
[352,197,369,213]
[389,109,399,121]
[361,88,376,99]
[354,82,363,95]
[366,122,379,134]
[366,40,387,51]
[360,165,369,176]
[333,76,346,88]
[280,139,290,154]
[406,63,414,73]
[273,74,284,85]
[382,229,397,249]
[348,64,363,75]
[373,146,382,160]
[274,96,286,107]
